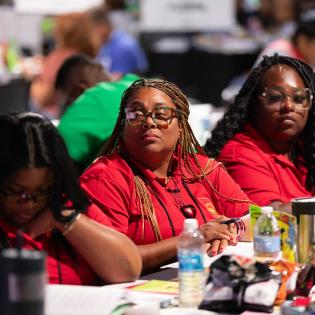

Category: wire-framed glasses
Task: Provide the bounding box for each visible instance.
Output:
[0,187,51,204]
[259,87,313,110]
[125,106,181,129]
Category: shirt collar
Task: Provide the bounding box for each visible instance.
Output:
[244,123,303,166]
[119,149,179,184]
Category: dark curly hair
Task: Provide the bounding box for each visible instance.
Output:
[204,54,315,189]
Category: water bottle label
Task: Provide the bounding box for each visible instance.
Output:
[254,235,280,253]
[178,253,203,271]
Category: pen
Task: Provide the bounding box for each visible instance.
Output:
[220,218,240,225]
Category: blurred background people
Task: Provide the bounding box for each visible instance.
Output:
[205,55,315,213]
[255,9,315,69]
[55,53,111,113]
[89,6,148,79]
[30,12,100,118]
[0,112,141,284]
[56,54,139,171]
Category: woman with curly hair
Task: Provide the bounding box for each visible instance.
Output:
[80,78,252,272]
[205,54,315,213]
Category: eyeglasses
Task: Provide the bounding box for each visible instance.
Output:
[0,187,51,204]
[259,87,313,110]
[125,106,180,129]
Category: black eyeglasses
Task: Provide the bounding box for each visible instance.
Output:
[259,87,313,110]
[125,106,180,129]
[0,187,51,204]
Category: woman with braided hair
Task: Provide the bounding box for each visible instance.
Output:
[205,54,315,213]
[80,78,252,272]
[0,112,141,284]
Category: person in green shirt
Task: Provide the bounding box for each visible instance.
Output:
[55,54,139,171]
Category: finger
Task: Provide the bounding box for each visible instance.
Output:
[202,231,232,243]
[208,240,220,256]
[201,222,234,235]
[218,239,228,254]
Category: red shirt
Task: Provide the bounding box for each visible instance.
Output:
[0,204,110,285]
[80,152,250,245]
[218,123,312,205]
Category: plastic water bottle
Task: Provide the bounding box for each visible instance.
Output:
[177,218,205,308]
[254,206,281,259]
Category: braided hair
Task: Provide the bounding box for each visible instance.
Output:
[101,78,212,240]
[205,54,315,189]
[0,113,90,223]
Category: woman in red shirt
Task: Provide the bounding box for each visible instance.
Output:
[81,79,252,272]
[205,54,315,212]
[0,113,141,284]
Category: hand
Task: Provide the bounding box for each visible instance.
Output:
[199,215,235,243]
[207,222,238,257]
[23,208,55,239]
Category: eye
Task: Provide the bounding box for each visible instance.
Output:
[4,187,23,196]
[127,110,145,120]
[154,107,173,119]
[36,186,52,196]
[292,94,307,104]
[266,91,283,103]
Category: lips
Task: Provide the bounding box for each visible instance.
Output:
[14,211,38,224]
[141,133,160,141]
[279,115,296,127]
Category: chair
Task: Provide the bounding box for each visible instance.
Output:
[0,78,30,114]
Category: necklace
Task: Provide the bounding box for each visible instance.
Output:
[170,177,197,219]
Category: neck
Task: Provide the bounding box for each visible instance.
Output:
[130,153,174,179]
[268,139,295,157]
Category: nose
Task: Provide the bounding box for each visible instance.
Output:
[143,114,157,129]
[280,95,295,112]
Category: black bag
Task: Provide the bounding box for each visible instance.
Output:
[199,255,281,313]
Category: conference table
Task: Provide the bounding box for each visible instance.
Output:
[45,242,256,315]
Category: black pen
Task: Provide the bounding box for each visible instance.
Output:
[220,218,240,225]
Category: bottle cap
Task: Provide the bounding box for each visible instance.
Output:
[261,206,273,214]
[184,218,198,230]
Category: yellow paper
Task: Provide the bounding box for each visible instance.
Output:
[128,280,178,295]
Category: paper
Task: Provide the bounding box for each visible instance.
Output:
[162,242,254,269]
[127,280,178,295]
[45,284,123,315]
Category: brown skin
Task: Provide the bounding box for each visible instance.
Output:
[250,64,310,213]
[122,87,241,272]
[296,35,315,70]
[0,167,142,283]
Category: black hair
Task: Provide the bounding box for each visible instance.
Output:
[0,112,90,222]
[89,6,111,25]
[293,11,315,43]
[205,54,315,189]
[55,53,104,91]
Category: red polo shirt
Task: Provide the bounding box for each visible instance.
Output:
[218,123,312,206]
[0,204,111,285]
[80,151,250,245]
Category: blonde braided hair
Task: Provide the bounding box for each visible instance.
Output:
[100,79,244,241]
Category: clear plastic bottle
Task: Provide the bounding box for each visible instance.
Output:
[177,218,205,308]
[254,206,281,259]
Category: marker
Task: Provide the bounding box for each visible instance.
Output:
[220,218,240,225]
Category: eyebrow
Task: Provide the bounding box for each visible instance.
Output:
[6,181,53,189]
[126,101,173,109]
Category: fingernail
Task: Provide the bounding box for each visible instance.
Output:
[211,251,216,256]
[218,248,223,253]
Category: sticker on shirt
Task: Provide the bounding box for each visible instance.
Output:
[198,197,219,218]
